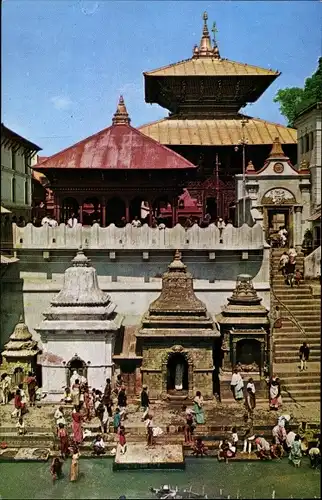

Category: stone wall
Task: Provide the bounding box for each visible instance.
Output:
[304,245,321,279]
[1,249,271,350]
[13,222,266,250]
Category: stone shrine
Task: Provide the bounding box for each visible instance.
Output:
[36,250,123,401]
[136,250,220,400]
[216,274,270,376]
[1,316,40,388]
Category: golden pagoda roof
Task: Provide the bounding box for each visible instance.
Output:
[138,115,297,146]
[144,57,279,78]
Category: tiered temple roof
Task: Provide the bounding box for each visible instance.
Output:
[216,274,269,327]
[137,250,220,338]
[2,316,40,359]
[34,97,197,172]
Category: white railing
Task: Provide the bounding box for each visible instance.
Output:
[12,222,266,250]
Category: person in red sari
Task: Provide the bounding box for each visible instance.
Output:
[57,422,70,459]
[72,405,83,444]
[26,372,37,406]
[11,389,22,418]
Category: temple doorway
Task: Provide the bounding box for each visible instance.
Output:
[67,355,87,386]
[236,339,261,370]
[13,366,24,387]
[205,197,217,220]
[167,353,189,394]
[106,197,126,226]
[266,207,292,244]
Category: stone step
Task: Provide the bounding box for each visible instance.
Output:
[274,355,320,363]
[282,396,321,403]
[280,382,321,391]
[274,344,321,351]
[274,332,321,339]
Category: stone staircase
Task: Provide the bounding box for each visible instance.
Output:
[271,248,321,403]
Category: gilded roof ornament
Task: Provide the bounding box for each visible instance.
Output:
[193,11,219,58]
[268,137,287,158]
[112,95,131,125]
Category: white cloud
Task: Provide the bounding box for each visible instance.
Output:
[50,96,73,111]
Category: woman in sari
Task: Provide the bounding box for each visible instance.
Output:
[84,387,94,421]
[289,434,302,467]
[57,422,70,459]
[70,445,80,482]
[193,391,205,424]
[72,405,83,444]
[230,369,244,401]
[71,379,80,407]
[269,376,282,410]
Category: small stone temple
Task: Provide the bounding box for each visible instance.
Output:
[1,316,40,388]
[36,250,123,401]
[136,250,220,400]
[216,274,270,376]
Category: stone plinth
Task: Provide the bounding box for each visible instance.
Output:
[113,443,185,470]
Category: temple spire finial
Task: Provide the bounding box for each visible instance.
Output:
[112,95,131,125]
[193,12,220,59]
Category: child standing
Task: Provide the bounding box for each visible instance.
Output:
[294,269,302,287]
[113,408,121,433]
[16,417,26,435]
[231,426,239,450]
[118,426,127,454]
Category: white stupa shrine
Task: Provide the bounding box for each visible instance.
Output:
[36,250,123,401]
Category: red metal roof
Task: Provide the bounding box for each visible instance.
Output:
[34,124,197,171]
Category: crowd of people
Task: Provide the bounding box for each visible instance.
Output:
[278,246,302,287]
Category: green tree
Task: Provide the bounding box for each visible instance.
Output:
[274,57,322,127]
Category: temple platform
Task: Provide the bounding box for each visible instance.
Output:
[0,447,50,462]
[113,443,185,470]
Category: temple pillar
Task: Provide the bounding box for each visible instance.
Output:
[125,199,130,223]
[79,205,83,225]
[172,196,178,227]
[101,196,106,227]
[53,194,61,222]
[294,205,303,250]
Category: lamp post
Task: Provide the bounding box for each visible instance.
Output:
[235,119,249,225]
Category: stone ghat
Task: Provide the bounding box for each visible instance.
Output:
[13,222,266,250]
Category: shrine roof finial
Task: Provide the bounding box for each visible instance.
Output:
[112,95,131,125]
[268,137,287,158]
[193,12,221,59]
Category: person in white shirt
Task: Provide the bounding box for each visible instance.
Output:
[217,218,226,242]
[48,217,58,227]
[41,214,51,226]
[67,214,78,228]
[279,252,289,276]
[285,430,296,450]
[16,417,26,435]
[131,216,142,228]
[278,226,288,247]
[93,434,105,455]
[246,378,256,394]
[54,406,66,428]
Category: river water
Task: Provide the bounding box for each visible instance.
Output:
[0,458,320,499]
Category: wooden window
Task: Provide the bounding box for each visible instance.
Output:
[11,150,16,170]
[305,134,310,153]
[12,178,16,203]
[24,181,29,205]
[24,154,31,174]
[309,132,314,151]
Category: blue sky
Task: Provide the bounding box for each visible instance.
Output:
[2,0,321,156]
